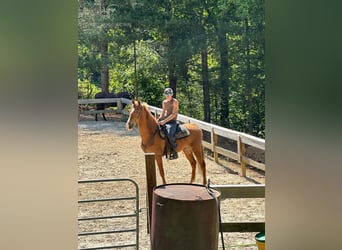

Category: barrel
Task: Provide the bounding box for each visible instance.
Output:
[150,183,221,250]
[255,231,265,250]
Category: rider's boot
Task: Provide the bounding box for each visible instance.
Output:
[169,139,178,160]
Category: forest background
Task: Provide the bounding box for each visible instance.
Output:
[78,0,265,138]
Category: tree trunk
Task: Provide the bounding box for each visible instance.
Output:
[133,40,138,98]
[100,40,109,94]
[218,24,229,127]
[168,35,177,98]
[201,48,211,122]
[245,18,253,134]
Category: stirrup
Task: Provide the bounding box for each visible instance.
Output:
[169,151,178,160]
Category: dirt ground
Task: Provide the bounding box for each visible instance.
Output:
[78,113,265,250]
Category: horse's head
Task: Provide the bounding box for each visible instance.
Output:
[126,99,142,131]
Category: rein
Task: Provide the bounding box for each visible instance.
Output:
[136,105,160,151]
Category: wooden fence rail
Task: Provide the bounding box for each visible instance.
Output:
[211,184,265,233]
[78,98,132,116]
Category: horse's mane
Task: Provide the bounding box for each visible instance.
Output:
[141,102,157,121]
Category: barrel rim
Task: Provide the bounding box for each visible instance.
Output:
[153,182,221,201]
[255,231,265,242]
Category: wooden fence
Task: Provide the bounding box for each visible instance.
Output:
[78,98,131,116]
[78,98,265,176]
[211,184,265,233]
[144,153,265,236]
[147,105,265,176]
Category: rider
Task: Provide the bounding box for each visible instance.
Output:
[157,87,179,160]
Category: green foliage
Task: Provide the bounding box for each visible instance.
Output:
[78,0,265,138]
[177,81,204,119]
[78,78,101,99]
[138,74,166,107]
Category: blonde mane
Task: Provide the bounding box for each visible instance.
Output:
[140,102,158,125]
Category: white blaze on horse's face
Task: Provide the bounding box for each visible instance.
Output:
[126,101,139,131]
[125,120,133,131]
[126,106,134,131]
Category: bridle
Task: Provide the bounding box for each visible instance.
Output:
[130,103,160,151]
[128,103,142,126]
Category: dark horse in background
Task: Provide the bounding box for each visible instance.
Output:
[94,91,134,121]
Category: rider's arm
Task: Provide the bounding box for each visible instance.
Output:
[158,101,167,121]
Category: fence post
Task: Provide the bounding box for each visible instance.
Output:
[238,136,247,177]
[211,127,218,163]
[145,153,156,234]
[117,99,123,113]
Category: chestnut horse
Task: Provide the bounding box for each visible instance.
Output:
[126,100,207,185]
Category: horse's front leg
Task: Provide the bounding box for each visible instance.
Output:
[155,155,166,184]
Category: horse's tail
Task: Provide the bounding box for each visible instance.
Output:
[194,144,206,184]
[200,145,206,167]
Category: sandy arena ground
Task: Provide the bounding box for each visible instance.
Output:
[78,114,265,250]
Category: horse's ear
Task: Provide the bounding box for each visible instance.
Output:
[132,100,140,107]
[137,99,141,106]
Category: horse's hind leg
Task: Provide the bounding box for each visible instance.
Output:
[183,147,197,183]
[193,146,207,185]
[102,113,107,121]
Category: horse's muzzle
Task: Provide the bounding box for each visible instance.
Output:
[126,122,134,131]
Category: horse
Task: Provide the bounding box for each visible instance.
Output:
[126,100,207,185]
[94,91,133,121]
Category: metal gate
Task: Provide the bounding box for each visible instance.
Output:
[78,178,140,249]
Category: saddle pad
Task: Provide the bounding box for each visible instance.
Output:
[175,124,190,139]
[159,123,190,139]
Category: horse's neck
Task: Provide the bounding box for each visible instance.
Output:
[138,107,158,140]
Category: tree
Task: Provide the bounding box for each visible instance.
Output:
[78,0,115,93]
[78,0,265,137]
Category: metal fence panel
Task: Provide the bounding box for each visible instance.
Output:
[78,178,139,250]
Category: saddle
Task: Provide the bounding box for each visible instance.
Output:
[159,122,190,139]
[159,122,190,159]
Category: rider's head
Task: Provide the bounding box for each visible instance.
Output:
[164,88,173,97]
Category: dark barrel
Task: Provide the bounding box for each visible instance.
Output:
[151,183,221,250]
